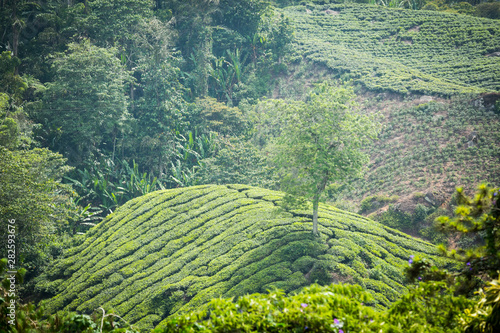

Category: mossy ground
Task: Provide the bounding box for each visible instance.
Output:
[36,185,453,330]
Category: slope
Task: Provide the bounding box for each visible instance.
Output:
[283,4,500,95]
[352,97,500,199]
[272,4,500,228]
[35,185,453,330]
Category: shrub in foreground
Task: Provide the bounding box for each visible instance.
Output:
[153,284,380,332]
[153,280,489,333]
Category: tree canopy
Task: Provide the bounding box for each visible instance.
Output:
[36,40,132,166]
[272,82,381,234]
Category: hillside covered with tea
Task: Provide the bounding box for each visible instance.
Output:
[269,3,500,239]
[35,185,450,330]
[282,4,500,95]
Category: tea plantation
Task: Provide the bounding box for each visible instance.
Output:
[35,185,454,330]
[284,4,500,95]
[349,98,500,199]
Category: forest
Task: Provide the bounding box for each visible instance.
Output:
[0,0,499,332]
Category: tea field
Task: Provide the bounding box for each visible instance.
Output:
[35,185,453,330]
[349,98,500,200]
[283,4,500,95]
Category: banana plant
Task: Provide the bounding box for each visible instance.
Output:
[69,201,103,235]
[227,49,245,83]
[210,57,233,102]
[247,32,267,64]
[168,130,219,187]
[169,159,199,188]
[209,49,248,103]
[197,132,218,159]
[118,159,162,198]
[66,158,164,218]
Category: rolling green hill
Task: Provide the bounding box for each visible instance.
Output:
[36,185,453,330]
[282,4,500,95]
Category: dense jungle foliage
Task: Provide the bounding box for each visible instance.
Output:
[0,0,499,331]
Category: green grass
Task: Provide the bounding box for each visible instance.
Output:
[283,4,500,96]
[36,185,454,331]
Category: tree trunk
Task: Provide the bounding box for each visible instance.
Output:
[130,82,134,112]
[312,194,319,236]
[196,31,212,97]
[111,132,117,162]
[312,174,330,236]
[12,24,18,57]
[12,3,19,75]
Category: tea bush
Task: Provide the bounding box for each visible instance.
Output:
[283,4,500,96]
[36,185,450,330]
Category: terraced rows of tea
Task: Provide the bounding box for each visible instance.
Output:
[345,98,500,199]
[36,185,453,330]
[284,4,500,95]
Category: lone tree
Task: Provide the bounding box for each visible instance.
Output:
[273,82,380,235]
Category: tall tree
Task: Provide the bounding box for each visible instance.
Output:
[0,147,75,275]
[273,82,381,235]
[0,0,42,72]
[36,39,132,166]
[162,0,219,98]
[20,0,88,81]
[81,0,153,47]
[132,57,188,176]
[129,17,190,176]
[214,0,269,38]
